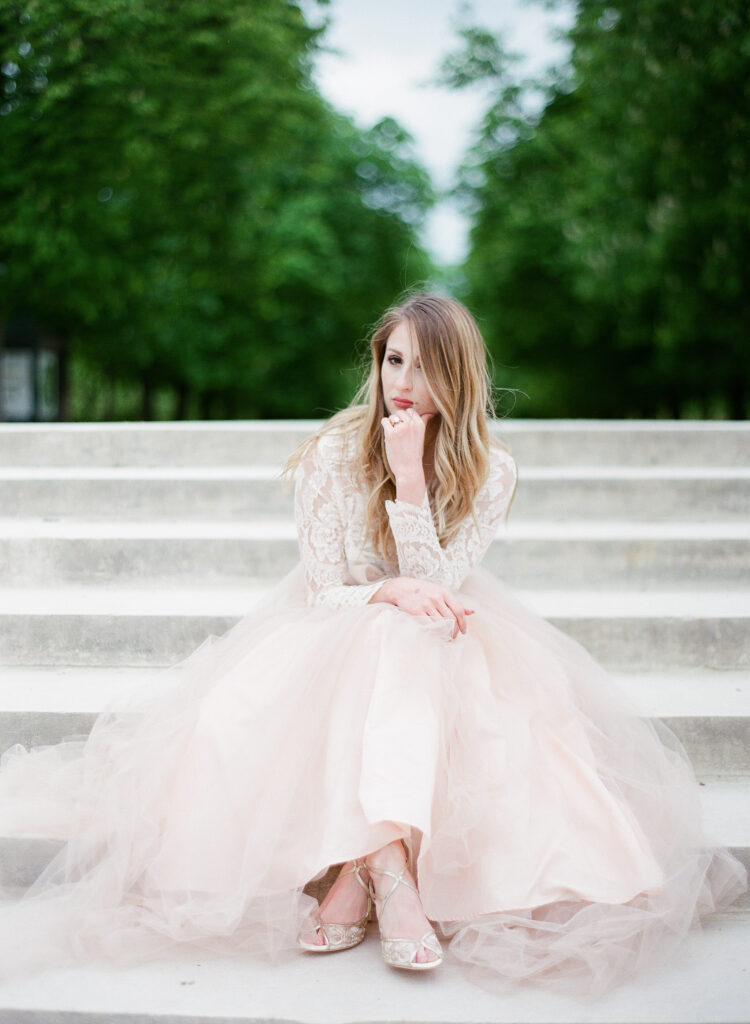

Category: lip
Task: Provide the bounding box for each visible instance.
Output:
[392,398,413,409]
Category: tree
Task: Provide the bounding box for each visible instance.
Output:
[447,2,750,417]
[0,0,433,418]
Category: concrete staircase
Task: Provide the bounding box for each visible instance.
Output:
[0,419,748,1023]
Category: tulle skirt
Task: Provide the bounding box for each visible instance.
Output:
[0,565,745,995]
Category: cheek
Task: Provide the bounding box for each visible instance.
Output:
[418,380,437,411]
[380,365,392,402]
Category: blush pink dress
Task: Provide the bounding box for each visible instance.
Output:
[0,428,745,995]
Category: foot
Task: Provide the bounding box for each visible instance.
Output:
[366,841,440,966]
[300,860,371,947]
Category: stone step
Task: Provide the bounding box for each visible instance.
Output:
[4,666,749,718]
[1,668,748,778]
[1,778,747,890]
[1,421,746,1023]
[0,467,295,521]
[2,467,750,521]
[1,420,748,467]
[0,587,747,671]
[0,421,317,468]
[0,910,747,1023]
[1,520,748,589]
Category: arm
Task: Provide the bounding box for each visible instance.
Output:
[384,447,518,591]
[294,435,392,608]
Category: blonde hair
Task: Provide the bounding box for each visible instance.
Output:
[284,292,509,564]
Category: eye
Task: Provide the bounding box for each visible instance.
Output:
[387,355,402,365]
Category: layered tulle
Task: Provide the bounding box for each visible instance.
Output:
[0,564,745,994]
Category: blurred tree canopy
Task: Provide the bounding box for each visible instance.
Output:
[447,0,750,418]
[0,0,433,418]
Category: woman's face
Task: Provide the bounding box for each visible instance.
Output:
[380,320,439,419]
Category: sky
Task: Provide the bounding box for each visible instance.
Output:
[311,0,574,265]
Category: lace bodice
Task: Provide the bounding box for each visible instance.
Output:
[294,430,518,608]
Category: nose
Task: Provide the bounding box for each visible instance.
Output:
[396,364,412,391]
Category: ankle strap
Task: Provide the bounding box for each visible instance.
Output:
[341,859,371,897]
[367,863,418,916]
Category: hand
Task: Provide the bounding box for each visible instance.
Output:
[381,408,435,484]
[370,576,474,639]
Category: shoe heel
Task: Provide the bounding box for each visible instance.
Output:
[366,859,443,971]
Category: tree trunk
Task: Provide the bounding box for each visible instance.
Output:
[105,378,117,421]
[142,377,154,421]
[175,383,188,420]
[58,343,69,422]
[729,379,747,420]
[199,390,217,419]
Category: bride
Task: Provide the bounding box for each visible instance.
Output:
[0,292,745,994]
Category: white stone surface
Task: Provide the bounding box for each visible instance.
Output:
[3,518,750,540]
[0,586,747,617]
[0,465,280,479]
[3,465,750,479]
[2,667,749,718]
[611,670,750,717]
[505,521,750,539]
[0,917,747,1024]
[0,420,747,1022]
[520,466,750,480]
[0,519,297,539]
[2,419,749,468]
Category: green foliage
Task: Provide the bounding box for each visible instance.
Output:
[450,1,750,418]
[0,0,433,418]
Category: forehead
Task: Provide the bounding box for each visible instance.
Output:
[385,320,418,357]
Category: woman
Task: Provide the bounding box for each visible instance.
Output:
[292,296,520,970]
[0,292,745,994]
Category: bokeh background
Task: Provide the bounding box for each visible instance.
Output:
[1,0,748,421]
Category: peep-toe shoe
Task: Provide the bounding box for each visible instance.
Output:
[367,860,443,971]
[298,860,372,953]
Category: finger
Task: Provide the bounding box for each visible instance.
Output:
[436,599,461,639]
[443,595,467,634]
[425,601,451,631]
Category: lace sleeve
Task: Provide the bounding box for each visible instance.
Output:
[294,435,390,608]
[384,447,517,591]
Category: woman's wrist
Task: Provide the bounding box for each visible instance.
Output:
[394,470,426,507]
[369,578,398,605]
[370,577,417,605]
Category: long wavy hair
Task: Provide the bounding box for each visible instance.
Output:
[284,292,509,565]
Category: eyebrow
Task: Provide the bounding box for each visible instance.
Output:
[385,345,402,355]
